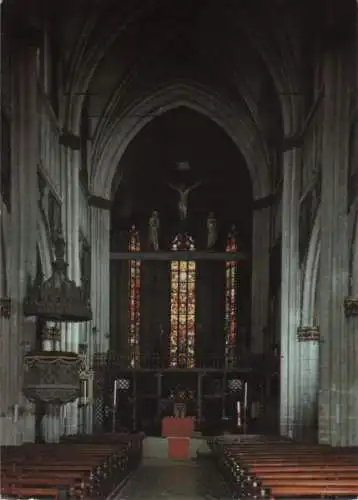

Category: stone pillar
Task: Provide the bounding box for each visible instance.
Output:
[296,326,320,442]
[91,206,110,430]
[280,148,301,438]
[59,145,82,436]
[343,298,358,445]
[251,207,270,353]
[318,46,351,446]
[4,44,39,445]
[343,0,358,448]
[91,206,110,352]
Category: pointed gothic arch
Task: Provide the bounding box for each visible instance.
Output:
[91,83,270,200]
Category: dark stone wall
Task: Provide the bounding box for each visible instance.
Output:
[140,260,170,363]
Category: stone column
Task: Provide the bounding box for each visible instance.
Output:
[343,0,358,448]
[318,46,351,446]
[4,43,39,445]
[91,206,110,430]
[60,145,81,436]
[91,206,110,352]
[343,298,358,445]
[280,148,301,438]
[0,207,12,444]
[296,327,320,442]
[347,17,358,441]
[251,207,270,353]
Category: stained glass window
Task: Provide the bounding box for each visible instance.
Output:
[225,229,238,359]
[128,225,141,367]
[170,233,196,368]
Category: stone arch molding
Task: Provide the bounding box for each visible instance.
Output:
[301,208,321,326]
[90,83,271,200]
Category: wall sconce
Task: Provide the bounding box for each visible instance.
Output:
[0,297,11,318]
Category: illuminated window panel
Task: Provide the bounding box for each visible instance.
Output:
[170,234,196,368]
[128,225,141,367]
[225,232,238,359]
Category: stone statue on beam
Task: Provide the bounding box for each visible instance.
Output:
[207,211,217,249]
[168,181,202,221]
[148,210,160,251]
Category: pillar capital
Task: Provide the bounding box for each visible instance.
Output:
[344,296,358,317]
[297,326,320,342]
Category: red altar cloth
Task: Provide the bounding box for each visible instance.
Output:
[167,437,190,459]
[161,417,194,438]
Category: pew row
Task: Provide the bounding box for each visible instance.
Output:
[209,436,358,499]
[1,433,143,499]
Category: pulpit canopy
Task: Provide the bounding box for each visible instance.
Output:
[23,230,92,322]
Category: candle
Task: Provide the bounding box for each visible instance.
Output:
[113,380,118,407]
[13,404,19,423]
[236,401,241,427]
[244,381,248,411]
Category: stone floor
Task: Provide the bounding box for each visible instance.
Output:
[116,458,230,499]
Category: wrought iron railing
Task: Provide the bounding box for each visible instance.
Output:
[92,351,279,371]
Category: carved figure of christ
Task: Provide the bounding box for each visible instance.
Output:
[168,181,202,220]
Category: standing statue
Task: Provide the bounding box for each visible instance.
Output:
[168,181,202,221]
[229,224,238,244]
[207,212,217,249]
[148,210,160,251]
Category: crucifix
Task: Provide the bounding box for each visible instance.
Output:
[168,181,202,221]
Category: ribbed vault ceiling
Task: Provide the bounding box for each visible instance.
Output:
[9,0,324,196]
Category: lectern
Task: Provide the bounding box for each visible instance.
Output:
[161,416,194,459]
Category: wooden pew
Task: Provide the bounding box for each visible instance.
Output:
[1,433,143,499]
[211,436,358,498]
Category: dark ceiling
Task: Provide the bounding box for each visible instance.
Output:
[111,107,253,244]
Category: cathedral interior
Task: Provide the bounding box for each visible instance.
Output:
[1,0,358,498]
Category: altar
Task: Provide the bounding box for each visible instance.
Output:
[162,416,194,459]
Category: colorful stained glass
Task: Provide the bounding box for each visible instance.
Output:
[128,225,141,367]
[170,234,196,368]
[225,230,238,359]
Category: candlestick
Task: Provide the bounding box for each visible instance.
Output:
[113,379,118,407]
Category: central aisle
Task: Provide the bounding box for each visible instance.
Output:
[116,457,229,499]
